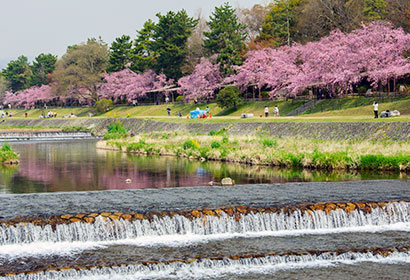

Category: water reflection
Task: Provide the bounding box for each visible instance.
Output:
[0,141,407,194]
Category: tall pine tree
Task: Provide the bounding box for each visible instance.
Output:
[131,11,197,80]
[203,2,247,75]
[107,35,133,73]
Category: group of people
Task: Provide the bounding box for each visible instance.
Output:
[0,112,12,118]
[40,111,58,118]
[264,105,280,117]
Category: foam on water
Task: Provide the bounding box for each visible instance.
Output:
[2,251,410,280]
[0,202,409,258]
[1,222,410,259]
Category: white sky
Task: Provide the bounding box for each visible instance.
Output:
[0,0,264,68]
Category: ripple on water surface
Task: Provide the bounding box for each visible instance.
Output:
[0,141,408,194]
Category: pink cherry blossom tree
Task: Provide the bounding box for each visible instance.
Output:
[3,85,54,108]
[229,21,410,98]
[178,57,222,100]
[98,69,173,103]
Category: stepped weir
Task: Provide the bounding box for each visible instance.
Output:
[0,131,96,142]
[1,199,409,278]
[0,170,409,279]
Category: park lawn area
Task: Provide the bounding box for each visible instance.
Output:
[1,97,409,122]
[99,103,223,118]
[306,98,410,117]
[139,115,410,123]
[101,100,304,118]
[215,100,304,117]
[3,107,90,119]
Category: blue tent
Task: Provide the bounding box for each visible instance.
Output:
[190,109,207,119]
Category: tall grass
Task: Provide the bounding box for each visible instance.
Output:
[104,121,128,140]
[0,143,19,163]
[102,132,410,171]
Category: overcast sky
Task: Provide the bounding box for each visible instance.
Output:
[0,0,264,68]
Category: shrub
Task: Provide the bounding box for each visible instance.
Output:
[176,96,183,102]
[92,99,113,114]
[262,138,278,147]
[0,143,18,163]
[357,86,368,94]
[200,147,211,158]
[183,139,200,150]
[209,128,228,136]
[216,86,242,109]
[104,121,128,140]
[211,141,221,149]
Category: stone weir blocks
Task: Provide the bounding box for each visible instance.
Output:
[0,118,409,140]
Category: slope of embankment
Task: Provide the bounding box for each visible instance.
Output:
[0,118,409,140]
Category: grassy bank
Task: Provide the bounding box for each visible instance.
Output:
[3,96,408,121]
[305,96,410,116]
[0,144,19,164]
[99,131,410,172]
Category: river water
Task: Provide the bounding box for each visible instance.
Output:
[0,141,408,194]
[0,140,409,279]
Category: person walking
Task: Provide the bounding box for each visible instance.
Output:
[373,101,378,118]
[165,96,169,104]
[273,105,279,117]
[167,107,171,116]
[264,106,269,117]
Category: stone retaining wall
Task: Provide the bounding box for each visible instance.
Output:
[0,118,409,140]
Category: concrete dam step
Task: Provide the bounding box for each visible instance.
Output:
[0,131,96,141]
[2,248,410,279]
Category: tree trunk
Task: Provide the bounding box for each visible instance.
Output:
[393,78,396,92]
[286,3,291,46]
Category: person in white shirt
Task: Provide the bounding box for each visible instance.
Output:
[273,105,279,117]
[373,101,378,118]
[264,106,269,117]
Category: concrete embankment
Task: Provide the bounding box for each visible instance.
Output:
[0,118,409,140]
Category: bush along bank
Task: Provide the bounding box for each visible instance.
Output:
[0,143,19,164]
[97,130,410,172]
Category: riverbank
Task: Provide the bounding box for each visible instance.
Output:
[98,131,410,171]
[1,118,409,140]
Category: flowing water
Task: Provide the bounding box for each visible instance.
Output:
[0,141,409,279]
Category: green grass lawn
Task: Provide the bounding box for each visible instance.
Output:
[2,97,409,123]
[305,96,410,115]
[307,98,410,117]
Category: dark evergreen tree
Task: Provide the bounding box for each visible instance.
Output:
[203,2,247,75]
[30,53,57,86]
[107,35,133,73]
[131,19,157,73]
[131,11,197,80]
[151,10,198,80]
[2,56,32,91]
